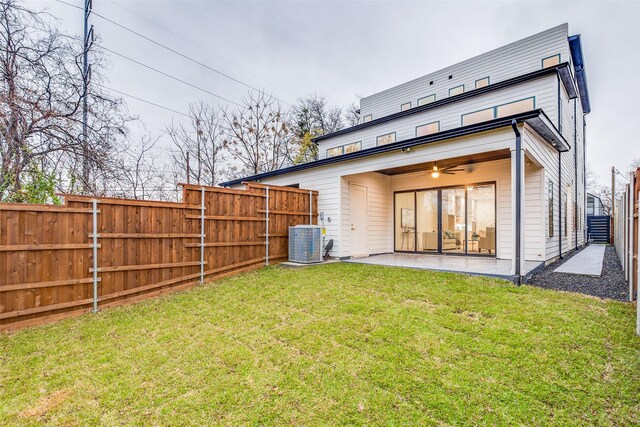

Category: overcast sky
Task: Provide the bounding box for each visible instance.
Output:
[40,0,640,187]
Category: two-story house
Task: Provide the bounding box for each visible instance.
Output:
[221,24,591,283]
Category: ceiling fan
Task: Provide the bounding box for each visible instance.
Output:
[430,163,465,178]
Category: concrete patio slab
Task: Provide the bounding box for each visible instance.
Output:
[344,253,542,280]
[554,244,606,276]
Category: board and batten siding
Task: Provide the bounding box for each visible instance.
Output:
[318,74,558,159]
[358,24,570,121]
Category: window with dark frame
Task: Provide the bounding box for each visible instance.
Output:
[417,94,436,106]
[542,53,561,69]
[416,122,440,137]
[475,77,490,89]
[449,85,464,97]
[376,132,396,146]
[326,146,343,158]
[548,180,554,238]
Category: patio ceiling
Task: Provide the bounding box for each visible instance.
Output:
[375,149,511,176]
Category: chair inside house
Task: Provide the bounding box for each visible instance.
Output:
[478,227,495,254]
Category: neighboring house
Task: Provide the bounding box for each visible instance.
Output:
[587,192,605,216]
[221,24,591,282]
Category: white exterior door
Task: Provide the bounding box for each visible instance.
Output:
[350,183,368,256]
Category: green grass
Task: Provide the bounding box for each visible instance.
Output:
[1,263,639,426]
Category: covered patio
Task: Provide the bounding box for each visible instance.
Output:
[344,253,543,280]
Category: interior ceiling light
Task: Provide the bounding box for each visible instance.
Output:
[431,165,440,178]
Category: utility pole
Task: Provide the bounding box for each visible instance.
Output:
[82,0,94,192]
[611,166,615,244]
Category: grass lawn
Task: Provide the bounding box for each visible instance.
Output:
[1,263,639,425]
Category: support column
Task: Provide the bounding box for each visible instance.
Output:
[510,121,525,284]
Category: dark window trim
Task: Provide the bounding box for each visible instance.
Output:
[417,94,436,106]
[542,53,561,69]
[312,63,572,143]
[415,121,440,137]
[461,96,536,126]
[376,132,396,146]
[449,84,465,97]
[393,181,497,257]
[326,141,362,158]
[475,76,490,89]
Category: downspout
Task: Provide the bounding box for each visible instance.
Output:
[511,120,522,285]
[557,73,563,259]
[583,115,587,243]
[574,99,578,250]
[559,151,563,259]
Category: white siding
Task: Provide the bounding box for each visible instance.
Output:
[318,75,557,159]
[340,173,392,256]
[359,24,570,121]
[247,129,515,257]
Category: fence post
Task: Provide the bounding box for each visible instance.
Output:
[200,187,205,285]
[91,199,99,313]
[309,190,313,225]
[266,186,270,266]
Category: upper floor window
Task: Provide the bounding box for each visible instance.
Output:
[449,85,464,97]
[401,102,411,112]
[344,141,362,154]
[376,132,396,146]
[326,146,342,158]
[326,141,362,158]
[416,122,440,137]
[542,53,560,69]
[461,97,535,126]
[462,108,494,126]
[363,114,372,123]
[475,77,490,89]
[495,97,535,118]
[417,94,436,106]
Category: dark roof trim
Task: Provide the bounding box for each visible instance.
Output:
[568,34,591,114]
[220,109,566,186]
[312,63,573,143]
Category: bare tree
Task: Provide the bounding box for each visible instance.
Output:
[167,102,226,186]
[344,102,360,127]
[0,0,130,201]
[222,90,292,177]
[110,135,169,200]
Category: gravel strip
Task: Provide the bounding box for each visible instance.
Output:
[525,245,628,301]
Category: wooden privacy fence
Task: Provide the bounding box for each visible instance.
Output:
[0,182,318,330]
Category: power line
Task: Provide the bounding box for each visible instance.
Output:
[97,45,243,107]
[55,0,294,107]
[110,0,301,102]
[97,84,191,118]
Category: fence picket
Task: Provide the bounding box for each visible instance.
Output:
[0,183,317,330]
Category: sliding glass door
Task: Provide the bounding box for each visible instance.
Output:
[441,187,466,253]
[416,190,438,252]
[394,183,496,255]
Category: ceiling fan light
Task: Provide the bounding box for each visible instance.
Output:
[431,165,439,178]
